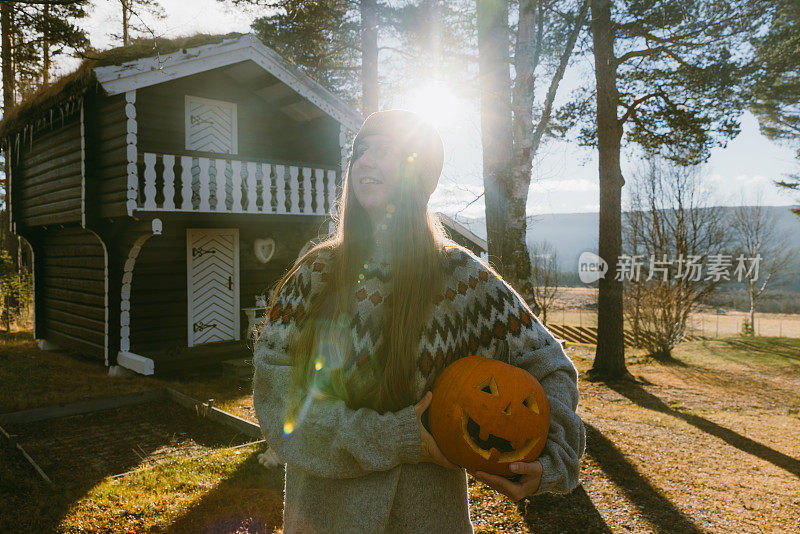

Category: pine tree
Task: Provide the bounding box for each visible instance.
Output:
[749,0,800,214]
[560,0,753,379]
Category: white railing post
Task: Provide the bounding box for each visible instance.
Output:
[315,168,325,215]
[143,153,157,210]
[303,167,313,214]
[162,154,175,210]
[276,164,286,214]
[215,159,227,212]
[181,156,193,211]
[327,170,337,215]
[232,160,243,213]
[289,166,300,214]
[198,157,210,212]
[247,161,258,213]
[261,163,272,213]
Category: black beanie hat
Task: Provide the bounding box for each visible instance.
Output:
[351,109,444,199]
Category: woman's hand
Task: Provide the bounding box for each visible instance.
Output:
[413,391,459,470]
[470,461,543,502]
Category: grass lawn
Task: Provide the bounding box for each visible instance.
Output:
[1,330,798,533]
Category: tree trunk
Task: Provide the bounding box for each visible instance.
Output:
[749,280,756,335]
[1,1,19,272]
[1,2,13,119]
[360,0,379,115]
[42,3,50,85]
[476,0,513,275]
[122,0,129,46]
[506,0,537,296]
[590,0,629,379]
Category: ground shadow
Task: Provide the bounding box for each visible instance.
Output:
[0,400,253,533]
[719,338,800,361]
[520,483,611,533]
[164,451,284,534]
[608,380,800,478]
[581,422,703,534]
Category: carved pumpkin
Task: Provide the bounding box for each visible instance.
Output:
[428,355,549,476]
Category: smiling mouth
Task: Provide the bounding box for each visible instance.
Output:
[461,409,541,462]
[359,177,382,184]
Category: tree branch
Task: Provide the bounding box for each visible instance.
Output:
[615,46,665,65]
[619,92,661,125]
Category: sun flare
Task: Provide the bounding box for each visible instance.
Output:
[404,83,463,127]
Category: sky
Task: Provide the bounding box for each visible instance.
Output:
[55,0,800,221]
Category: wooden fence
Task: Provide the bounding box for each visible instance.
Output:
[544,324,707,348]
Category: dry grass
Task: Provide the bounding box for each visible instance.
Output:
[2,330,798,532]
[547,287,800,338]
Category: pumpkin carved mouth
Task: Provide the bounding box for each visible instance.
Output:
[461,409,542,463]
[465,415,514,453]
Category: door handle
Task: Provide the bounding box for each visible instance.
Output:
[228,276,233,290]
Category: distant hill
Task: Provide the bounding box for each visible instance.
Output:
[452,206,800,288]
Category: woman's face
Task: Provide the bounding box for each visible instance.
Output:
[350,134,403,223]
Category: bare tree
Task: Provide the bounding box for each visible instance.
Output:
[730,198,794,335]
[623,159,730,359]
[527,240,560,324]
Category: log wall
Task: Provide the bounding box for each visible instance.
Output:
[86,92,129,219]
[39,227,107,360]
[15,111,83,227]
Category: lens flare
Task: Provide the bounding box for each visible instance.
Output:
[283,421,295,435]
[405,84,462,127]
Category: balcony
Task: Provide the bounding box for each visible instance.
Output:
[134,152,340,216]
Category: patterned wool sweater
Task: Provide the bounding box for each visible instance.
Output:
[253,241,586,534]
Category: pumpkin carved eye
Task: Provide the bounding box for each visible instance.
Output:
[476,375,499,396]
[428,355,550,476]
[523,393,540,414]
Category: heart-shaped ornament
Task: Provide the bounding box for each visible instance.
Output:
[254,238,276,264]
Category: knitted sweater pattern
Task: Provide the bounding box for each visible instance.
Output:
[253,242,586,534]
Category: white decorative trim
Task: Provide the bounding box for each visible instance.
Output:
[7,143,12,228]
[38,339,61,351]
[80,97,86,227]
[436,212,488,253]
[125,90,138,217]
[93,33,361,131]
[84,229,110,365]
[340,123,349,177]
[120,232,156,353]
[117,351,155,375]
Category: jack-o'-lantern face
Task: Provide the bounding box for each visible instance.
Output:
[428,355,550,476]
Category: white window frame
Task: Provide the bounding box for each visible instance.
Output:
[185,95,239,154]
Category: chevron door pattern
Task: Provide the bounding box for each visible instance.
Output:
[187,228,240,346]
[185,96,237,154]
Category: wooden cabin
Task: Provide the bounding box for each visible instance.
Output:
[0,33,362,374]
[1,32,487,376]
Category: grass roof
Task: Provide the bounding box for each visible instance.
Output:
[0,32,246,140]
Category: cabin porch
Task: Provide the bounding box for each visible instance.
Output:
[133,151,341,217]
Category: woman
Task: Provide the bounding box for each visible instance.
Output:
[253,109,586,533]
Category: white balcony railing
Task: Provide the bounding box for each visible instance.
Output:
[136,152,339,216]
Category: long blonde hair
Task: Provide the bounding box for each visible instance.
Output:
[265,151,451,415]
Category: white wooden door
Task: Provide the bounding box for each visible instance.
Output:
[187,228,240,347]
[185,95,238,154]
